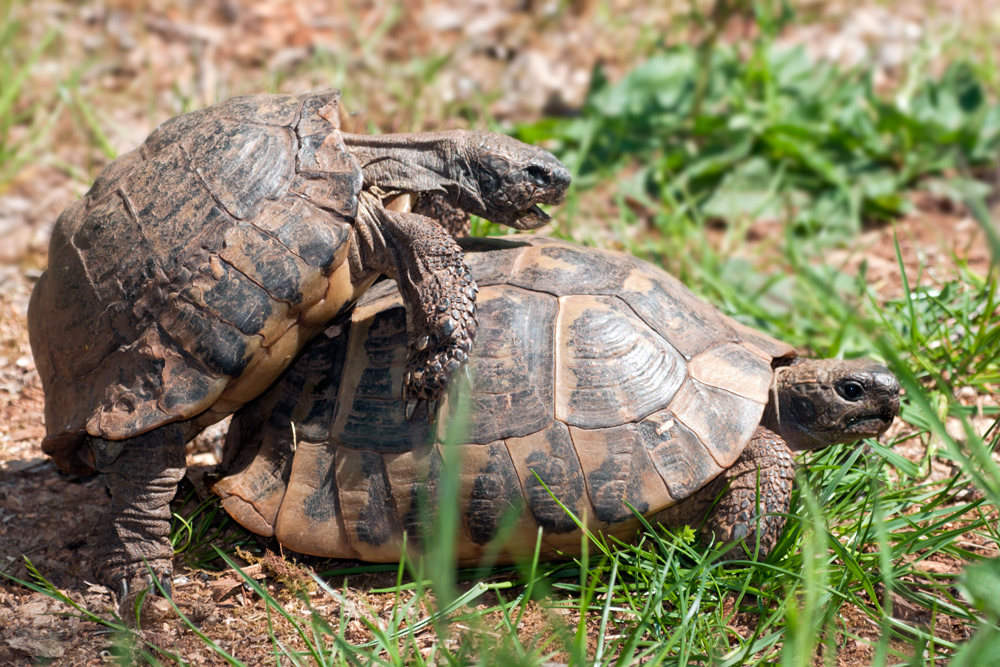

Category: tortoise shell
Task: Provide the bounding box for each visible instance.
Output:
[214,236,796,562]
[29,90,372,474]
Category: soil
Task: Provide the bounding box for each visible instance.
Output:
[1,0,998,665]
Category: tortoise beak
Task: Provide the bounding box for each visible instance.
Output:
[513,164,570,228]
[872,365,901,423]
[843,365,900,438]
[517,204,552,228]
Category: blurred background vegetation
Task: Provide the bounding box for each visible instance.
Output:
[1,0,1000,665]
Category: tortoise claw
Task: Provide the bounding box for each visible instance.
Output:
[403,399,438,423]
[160,575,173,599]
[104,559,174,604]
[115,576,129,603]
[111,568,172,609]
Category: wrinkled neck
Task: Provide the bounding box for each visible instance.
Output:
[761,382,786,443]
[342,131,474,197]
[762,365,821,451]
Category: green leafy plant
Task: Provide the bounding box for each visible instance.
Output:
[517,32,1000,246]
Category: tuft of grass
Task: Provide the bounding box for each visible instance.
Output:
[169,485,257,572]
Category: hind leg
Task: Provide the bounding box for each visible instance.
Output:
[91,421,186,599]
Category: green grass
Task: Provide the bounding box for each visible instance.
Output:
[0,0,60,188]
[514,3,1000,249]
[2,1,999,665]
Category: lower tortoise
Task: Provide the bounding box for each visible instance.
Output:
[215,236,900,562]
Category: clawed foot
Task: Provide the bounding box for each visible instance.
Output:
[403,293,477,420]
[107,561,174,603]
[358,197,481,419]
[104,561,176,628]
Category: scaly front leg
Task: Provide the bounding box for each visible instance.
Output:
[653,426,795,559]
[702,427,795,559]
[352,192,478,418]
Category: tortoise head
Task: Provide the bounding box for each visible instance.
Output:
[459,131,571,229]
[344,129,570,230]
[766,359,900,451]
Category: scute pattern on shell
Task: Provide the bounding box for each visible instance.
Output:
[29,91,362,474]
[214,236,797,562]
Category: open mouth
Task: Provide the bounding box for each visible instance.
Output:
[847,414,892,433]
[384,192,554,229]
[523,204,551,222]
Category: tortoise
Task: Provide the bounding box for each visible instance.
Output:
[27,90,570,596]
[214,236,900,563]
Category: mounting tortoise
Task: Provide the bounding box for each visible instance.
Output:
[214,236,900,563]
[27,90,570,597]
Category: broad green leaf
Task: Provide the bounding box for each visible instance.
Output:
[959,557,1000,620]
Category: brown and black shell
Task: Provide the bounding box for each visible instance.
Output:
[29,90,375,474]
[214,236,796,562]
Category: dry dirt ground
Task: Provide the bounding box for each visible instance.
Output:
[1,1,999,665]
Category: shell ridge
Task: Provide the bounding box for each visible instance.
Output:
[213,241,305,309]
[669,378,764,468]
[150,317,227,381]
[376,451,404,546]
[611,293,693,364]
[560,422,600,528]
[247,211,315,268]
[686,341,773,404]
[66,233,106,322]
[183,142,249,224]
[117,188,143,234]
[218,484,274,533]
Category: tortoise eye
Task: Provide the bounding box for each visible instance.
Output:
[838,381,864,401]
